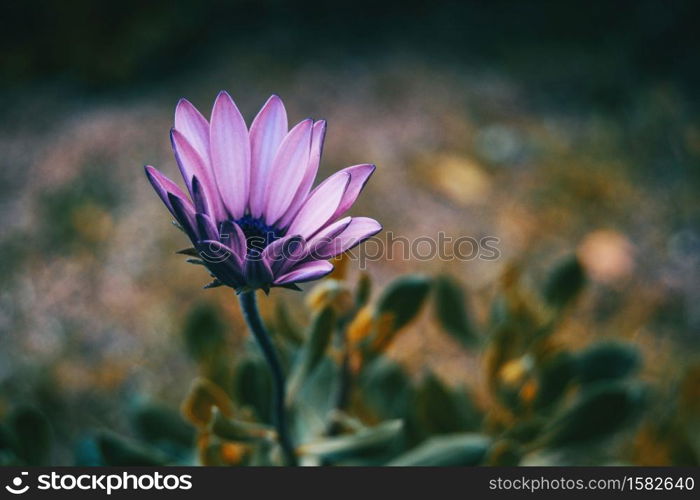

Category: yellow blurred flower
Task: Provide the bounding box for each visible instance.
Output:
[306,279,354,315]
[347,306,374,347]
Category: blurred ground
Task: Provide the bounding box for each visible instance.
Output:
[0,1,698,464]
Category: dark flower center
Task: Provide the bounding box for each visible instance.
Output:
[235,214,284,255]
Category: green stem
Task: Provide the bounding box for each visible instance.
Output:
[238,290,297,466]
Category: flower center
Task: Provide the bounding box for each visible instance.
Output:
[234,214,284,255]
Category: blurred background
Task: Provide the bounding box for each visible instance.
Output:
[0,0,698,465]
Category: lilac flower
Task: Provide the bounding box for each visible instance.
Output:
[145,92,381,292]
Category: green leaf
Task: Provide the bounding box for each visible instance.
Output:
[487,439,523,466]
[434,275,477,347]
[545,382,646,447]
[96,432,167,466]
[414,374,481,436]
[542,255,586,309]
[132,404,194,448]
[287,306,336,403]
[376,275,431,331]
[503,418,546,443]
[489,293,510,328]
[359,358,414,420]
[0,423,17,454]
[211,409,274,442]
[535,351,577,410]
[233,357,273,421]
[9,406,52,465]
[299,420,403,460]
[355,272,372,308]
[370,275,431,351]
[388,433,490,466]
[293,358,338,443]
[577,342,641,384]
[181,302,226,362]
[303,306,336,374]
[275,301,304,344]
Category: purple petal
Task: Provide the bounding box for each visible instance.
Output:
[330,164,376,221]
[277,120,327,228]
[144,165,193,216]
[278,237,308,276]
[168,192,198,242]
[195,212,219,241]
[306,216,352,253]
[219,220,248,261]
[261,234,305,275]
[263,119,313,225]
[171,129,225,222]
[249,95,288,218]
[191,176,208,215]
[174,98,210,164]
[245,256,274,288]
[210,91,251,219]
[197,239,245,286]
[273,260,334,285]
[311,217,382,259]
[286,171,350,239]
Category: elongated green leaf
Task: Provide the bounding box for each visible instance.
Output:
[388,433,490,466]
[132,404,194,448]
[542,255,586,309]
[233,357,272,421]
[97,432,168,466]
[376,275,431,331]
[211,409,275,442]
[181,302,226,362]
[535,351,577,410]
[355,272,372,308]
[489,293,510,328]
[0,423,16,456]
[434,275,477,347]
[10,406,52,466]
[414,374,482,436]
[503,418,546,443]
[487,438,523,466]
[293,359,337,442]
[369,275,431,353]
[577,342,640,384]
[359,358,414,420]
[275,301,304,344]
[299,420,403,460]
[287,306,336,403]
[304,306,336,373]
[545,382,646,447]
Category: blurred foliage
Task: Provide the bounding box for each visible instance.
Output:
[37,165,122,254]
[22,255,689,466]
[2,0,700,100]
[0,0,698,468]
[0,406,52,466]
